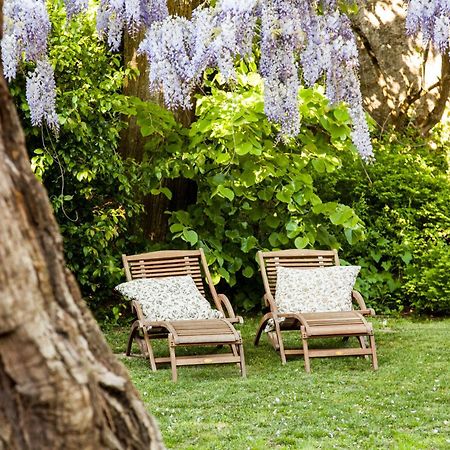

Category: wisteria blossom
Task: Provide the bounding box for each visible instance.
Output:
[63,0,89,18]
[97,0,168,51]
[3,0,450,159]
[300,10,372,159]
[1,0,51,80]
[138,1,258,110]
[139,0,373,158]
[26,59,59,131]
[1,0,56,128]
[406,0,450,52]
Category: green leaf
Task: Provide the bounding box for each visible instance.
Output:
[276,190,292,203]
[268,232,279,247]
[218,267,230,283]
[183,229,198,246]
[217,185,235,201]
[265,215,281,229]
[294,236,309,249]
[241,236,258,253]
[169,223,184,233]
[235,142,253,155]
[333,108,350,123]
[401,251,412,265]
[242,266,254,278]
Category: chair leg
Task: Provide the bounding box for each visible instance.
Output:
[168,335,178,382]
[357,336,370,360]
[142,328,157,372]
[301,327,311,373]
[238,343,247,378]
[254,315,270,346]
[274,321,287,365]
[126,321,140,356]
[369,334,378,370]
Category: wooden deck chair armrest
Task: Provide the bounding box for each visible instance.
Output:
[351,290,375,316]
[217,294,237,319]
[263,293,279,313]
[226,316,244,324]
[137,320,176,334]
[131,300,147,322]
[356,308,376,317]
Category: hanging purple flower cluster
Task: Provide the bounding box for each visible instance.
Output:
[138,0,258,110]
[1,0,51,80]
[26,59,59,131]
[260,0,305,136]
[1,0,58,129]
[301,9,372,159]
[63,0,89,18]
[97,0,168,51]
[406,0,450,52]
[138,0,373,158]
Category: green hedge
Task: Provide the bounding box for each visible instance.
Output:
[317,129,450,315]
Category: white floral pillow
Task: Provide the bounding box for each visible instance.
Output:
[275,265,360,313]
[115,275,223,322]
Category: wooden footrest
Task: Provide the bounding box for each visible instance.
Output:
[169,319,242,345]
[155,354,241,366]
[301,311,373,337]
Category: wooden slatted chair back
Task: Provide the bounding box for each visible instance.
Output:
[122,249,212,296]
[258,249,339,298]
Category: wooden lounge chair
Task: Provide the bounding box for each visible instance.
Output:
[254,249,378,372]
[121,249,246,381]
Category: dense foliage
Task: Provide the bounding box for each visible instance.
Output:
[130,65,365,309]
[10,3,147,314]
[3,0,450,158]
[5,1,450,317]
[318,129,450,315]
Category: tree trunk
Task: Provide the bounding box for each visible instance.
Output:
[0,6,164,447]
[352,0,450,133]
[120,1,202,242]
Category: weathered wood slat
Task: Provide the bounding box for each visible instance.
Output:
[283,348,372,357]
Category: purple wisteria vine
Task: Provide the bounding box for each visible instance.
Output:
[406,0,450,52]
[1,0,450,159]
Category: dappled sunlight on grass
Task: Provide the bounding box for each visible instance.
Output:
[103,318,450,449]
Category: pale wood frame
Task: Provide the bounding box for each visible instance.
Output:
[254,249,378,372]
[122,249,246,381]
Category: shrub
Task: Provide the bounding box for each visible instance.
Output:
[133,65,365,310]
[10,2,146,314]
[318,129,450,314]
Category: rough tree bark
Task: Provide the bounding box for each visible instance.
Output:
[120,0,201,242]
[0,3,164,448]
[352,0,450,133]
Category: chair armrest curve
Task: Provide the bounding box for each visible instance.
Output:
[352,290,376,316]
[217,293,236,319]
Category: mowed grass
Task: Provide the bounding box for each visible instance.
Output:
[104,318,450,449]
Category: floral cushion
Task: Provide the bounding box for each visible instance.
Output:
[115,275,223,322]
[274,265,361,313]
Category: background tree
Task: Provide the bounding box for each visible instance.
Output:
[0,2,164,447]
[353,0,450,132]
[121,0,202,242]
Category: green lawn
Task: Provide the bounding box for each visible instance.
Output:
[104,318,450,449]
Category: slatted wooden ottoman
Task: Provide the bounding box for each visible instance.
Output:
[162,319,245,382]
[293,311,377,372]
